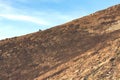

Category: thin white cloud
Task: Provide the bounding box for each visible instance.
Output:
[0,1,49,26]
[0,0,87,40]
[0,0,86,26]
[0,1,65,26]
[0,14,50,25]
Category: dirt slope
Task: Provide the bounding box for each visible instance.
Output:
[0,4,120,80]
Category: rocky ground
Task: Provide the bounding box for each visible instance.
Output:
[0,4,120,80]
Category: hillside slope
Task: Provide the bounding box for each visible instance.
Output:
[0,4,120,80]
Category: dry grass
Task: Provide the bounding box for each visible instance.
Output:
[0,4,120,80]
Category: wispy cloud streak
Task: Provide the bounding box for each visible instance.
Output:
[0,14,50,25]
[0,0,87,40]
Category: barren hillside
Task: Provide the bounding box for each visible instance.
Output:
[0,4,120,80]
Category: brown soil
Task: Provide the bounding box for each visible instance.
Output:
[0,4,120,80]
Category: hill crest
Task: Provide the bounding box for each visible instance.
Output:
[0,4,120,80]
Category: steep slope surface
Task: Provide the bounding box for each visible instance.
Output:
[0,4,120,80]
[40,30,120,80]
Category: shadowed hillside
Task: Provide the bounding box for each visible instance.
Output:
[0,4,120,80]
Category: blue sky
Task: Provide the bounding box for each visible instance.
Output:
[0,0,120,40]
